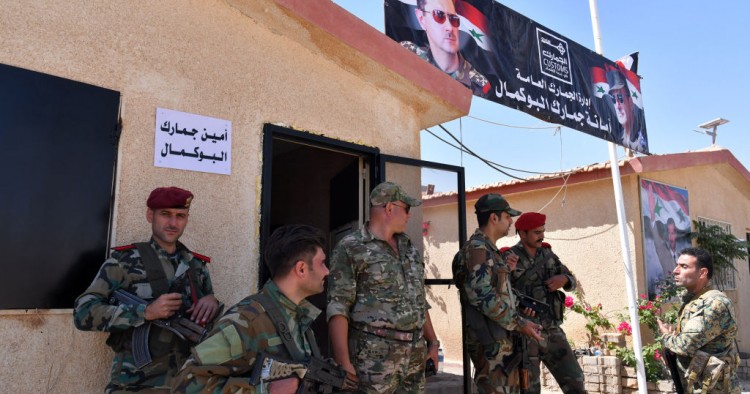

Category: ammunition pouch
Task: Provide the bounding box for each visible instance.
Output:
[685,350,734,393]
[551,290,565,322]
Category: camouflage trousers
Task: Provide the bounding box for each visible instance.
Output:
[526,326,584,394]
[467,340,520,394]
[349,328,426,394]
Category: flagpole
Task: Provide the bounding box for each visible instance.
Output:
[588,1,648,393]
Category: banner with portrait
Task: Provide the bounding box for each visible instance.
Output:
[640,179,692,298]
[385,0,649,154]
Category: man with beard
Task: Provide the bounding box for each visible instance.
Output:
[658,248,739,393]
[74,186,220,393]
[454,193,542,393]
[172,224,355,393]
[327,181,439,394]
[509,212,584,394]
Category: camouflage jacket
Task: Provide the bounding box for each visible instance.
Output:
[326,224,428,331]
[662,285,740,393]
[73,238,214,391]
[400,40,491,97]
[458,229,520,333]
[509,242,576,328]
[172,280,320,394]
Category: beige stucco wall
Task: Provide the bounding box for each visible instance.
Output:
[0,1,468,391]
[423,158,750,365]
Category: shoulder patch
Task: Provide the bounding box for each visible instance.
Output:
[111,244,136,252]
[541,242,552,249]
[192,252,211,263]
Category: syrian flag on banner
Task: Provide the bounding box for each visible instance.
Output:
[616,52,643,109]
[591,66,609,98]
[643,180,690,232]
[455,0,492,51]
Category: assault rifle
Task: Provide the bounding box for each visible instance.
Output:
[663,349,685,394]
[249,352,358,394]
[110,289,209,368]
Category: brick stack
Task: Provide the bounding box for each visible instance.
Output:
[738,356,750,380]
[581,355,622,393]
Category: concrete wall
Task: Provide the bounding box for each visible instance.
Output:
[0,1,469,391]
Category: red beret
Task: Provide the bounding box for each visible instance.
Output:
[515,212,546,231]
[147,187,193,209]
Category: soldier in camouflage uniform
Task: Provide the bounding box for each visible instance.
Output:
[74,187,220,393]
[327,181,440,394]
[172,225,349,393]
[402,0,491,97]
[508,212,584,394]
[454,193,542,394]
[658,248,740,393]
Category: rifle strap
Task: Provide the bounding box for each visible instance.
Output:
[135,242,171,298]
[511,245,549,292]
[254,292,320,361]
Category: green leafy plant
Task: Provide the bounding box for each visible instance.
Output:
[690,220,750,290]
[616,343,667,382]
[566,291,613,348]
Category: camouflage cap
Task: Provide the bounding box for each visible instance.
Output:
[370,181,422,207]
[147,187,193,209]
[474,193,521,216]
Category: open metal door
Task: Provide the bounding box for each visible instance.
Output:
[377,154,470,393]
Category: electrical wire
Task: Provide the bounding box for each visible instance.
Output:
[466,114,560,130]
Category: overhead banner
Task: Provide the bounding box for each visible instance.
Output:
[385,0,649,154]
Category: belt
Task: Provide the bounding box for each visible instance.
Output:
[355,324,422,343]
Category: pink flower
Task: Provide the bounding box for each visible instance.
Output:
[597,303,603,309]
[585,306,591,312]
[618,321,632,335]
[565,296,574,308]
[640,294,647,299]
[654,350,662,360]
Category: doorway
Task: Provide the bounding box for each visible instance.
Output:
[260,124,378,356]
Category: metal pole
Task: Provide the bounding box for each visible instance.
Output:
[588,1,648,393]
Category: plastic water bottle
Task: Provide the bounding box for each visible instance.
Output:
[438,347,444,373]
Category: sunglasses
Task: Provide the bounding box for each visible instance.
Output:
[420,8,460,28]
[391,202,411,214]
[609,92,625,104]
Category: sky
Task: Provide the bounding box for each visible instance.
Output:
[333,1,749,192]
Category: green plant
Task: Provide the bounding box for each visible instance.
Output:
[690,220,750,290]
[616,343,667,382]
[566,291,613,348]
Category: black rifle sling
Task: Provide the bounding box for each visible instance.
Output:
[135,242,171,298]
[255,292,320,361]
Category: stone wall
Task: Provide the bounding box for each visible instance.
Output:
[739,356,750,380]
[540,356,676,394]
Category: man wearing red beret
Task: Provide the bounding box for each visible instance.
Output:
[74,186,220,393]
[509,212,584,393]
[453,193,542,393]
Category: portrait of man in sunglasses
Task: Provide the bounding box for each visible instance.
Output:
[400,0,491,97]
[606,69,647,152]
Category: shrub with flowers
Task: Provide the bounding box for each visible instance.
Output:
[566,292,613,348]
[565,277,684,382]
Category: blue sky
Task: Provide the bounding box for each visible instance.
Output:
[333,1,749,191]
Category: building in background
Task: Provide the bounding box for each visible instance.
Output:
[422,147,750,367]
